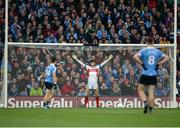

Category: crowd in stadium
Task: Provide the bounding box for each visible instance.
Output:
[0,0,180,97]
[0,0,4,97]
[8,0,174,44]
[0,0,4,69]
[6,47,171,97]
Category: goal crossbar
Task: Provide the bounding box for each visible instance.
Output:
[7,42,175,47]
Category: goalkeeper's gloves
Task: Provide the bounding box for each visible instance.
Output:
[142,64,147,70]
[155,64,159,71]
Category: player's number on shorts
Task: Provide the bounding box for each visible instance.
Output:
[148,55,155,65]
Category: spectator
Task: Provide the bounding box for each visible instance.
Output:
[8,0,174,44]
[155,82,169,97]
[120,79,134,96]
[0,1,5,70]
[77,86,86,97]
[46,32,58,43]
[35,62,45,80]
[6,46,171,97]
[157,64,169,85]
[9,78,19,96]
[20,88,28,96]
[0,2,4,66]
[30,82,43,96]
[112,80,121,96]
[61,80,74,96]
[159,35,170,54]
[99,82,109,96]
[122,59,130,78]
[27,77,36,95]
[0,0,5,44]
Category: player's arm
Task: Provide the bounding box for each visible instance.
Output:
[52,71,58,90]
[52,72,57,84]
[99,55,113,67]
[42,47,53,56]
[38,72,45,81]
[72,54,86,67]
[133,52,143,65]
[158,54,169,65]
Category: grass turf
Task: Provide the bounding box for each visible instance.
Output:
[0,108,180,127]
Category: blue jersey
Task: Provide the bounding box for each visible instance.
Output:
[45,64,56,83]
[139,47,165,76]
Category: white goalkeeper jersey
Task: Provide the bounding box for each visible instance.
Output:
[85,65,100,89]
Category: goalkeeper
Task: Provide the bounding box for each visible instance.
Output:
[133,38,169,114]
[72,54,113,108]
[43,56,58,109]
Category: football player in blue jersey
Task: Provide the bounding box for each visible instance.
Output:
[133,38,169,114]
[43,56,57,109]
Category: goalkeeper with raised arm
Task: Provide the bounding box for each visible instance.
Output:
[43,56,58,109]
[133,38,169,114]
[72,54,113,108]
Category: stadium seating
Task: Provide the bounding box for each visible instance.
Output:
[7,47,171,97]
[8,0,174,44]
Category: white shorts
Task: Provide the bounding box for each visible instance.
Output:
[87,81,98,89]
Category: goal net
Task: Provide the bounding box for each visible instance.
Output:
[1,43,177,108]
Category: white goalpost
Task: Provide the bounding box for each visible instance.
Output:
[1,0,177,108]
[1,0,9,108]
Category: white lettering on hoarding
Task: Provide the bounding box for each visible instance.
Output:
[81,98,143,108]
[154,98,179,108]
[80,98,180,108]
[8,98,45,108]
[8,98,72,108]
[8,97,180,108]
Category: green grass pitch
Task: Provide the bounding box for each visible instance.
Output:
[0,108,180,127]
